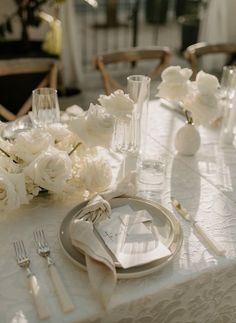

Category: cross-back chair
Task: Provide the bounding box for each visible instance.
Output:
[0,57,59,121]
[184,42,236,79]
[95,46,171,95]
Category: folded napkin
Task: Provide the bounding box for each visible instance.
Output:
[70,172,136,308]
[70,215,116,308]
[74,195,111,224]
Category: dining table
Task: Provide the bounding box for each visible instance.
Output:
[1,98,236,323]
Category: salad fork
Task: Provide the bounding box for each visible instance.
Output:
[34,230,74,313]
[13,240,50,320]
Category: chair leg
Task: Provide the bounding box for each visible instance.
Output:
[0,105,16,121]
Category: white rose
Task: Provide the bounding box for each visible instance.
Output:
[45,124,72,142]
[196,71,219,94]
[0,156,21,173]
[80,156,112,193]
[13,128,53,163]
[0,137,13,156]
[98,90,134,118]
[65,105,85,117]
[0,170,28,213]
[158,81,191,102]
[24,146,72,193]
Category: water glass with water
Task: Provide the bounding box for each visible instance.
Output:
[32,88,60,127]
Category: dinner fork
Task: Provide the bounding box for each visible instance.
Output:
[13,240,50,320]
[34,230,74,313]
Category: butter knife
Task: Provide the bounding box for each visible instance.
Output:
[171,197,225,256]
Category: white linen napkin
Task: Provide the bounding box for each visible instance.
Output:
[70,217,116,308]
[69,173,136,308]
[74,195,111,224]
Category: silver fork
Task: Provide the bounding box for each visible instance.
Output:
[13,240,50,320]
[34,230,74,313]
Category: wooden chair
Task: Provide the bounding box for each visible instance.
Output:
[184,42,236,79]
[0,58,59,121]
[94,46,171,95]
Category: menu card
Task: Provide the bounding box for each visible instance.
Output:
[95,205,171,268]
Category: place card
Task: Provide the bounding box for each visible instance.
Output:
[95,205,171,268]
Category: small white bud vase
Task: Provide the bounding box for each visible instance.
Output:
[175,122,201,156]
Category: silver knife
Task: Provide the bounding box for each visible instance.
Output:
[171,197,226,256]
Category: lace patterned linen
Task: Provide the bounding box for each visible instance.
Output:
[1,100,236,322]
[149,101,236,203]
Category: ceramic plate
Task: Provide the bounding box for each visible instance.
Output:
[59,195,183,279]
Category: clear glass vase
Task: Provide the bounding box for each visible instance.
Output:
[111,75,150,154]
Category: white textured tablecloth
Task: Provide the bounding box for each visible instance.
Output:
[1,100,236,323]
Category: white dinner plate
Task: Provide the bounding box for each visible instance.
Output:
[59,195,183,279]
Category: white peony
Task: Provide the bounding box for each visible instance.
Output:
[98,90,134,118]
[183,71,221,125]
[184,93,220,126]
[80,156,112,193]
[24,146,72,193]
[161,66,192,83]
[195,71,219,94]
[0,170,28,213]
[157,66,192,102]
[13,128,53,163]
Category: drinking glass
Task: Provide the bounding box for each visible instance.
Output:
[220,65,236,100]
[111,75,150,154]
[131,76,167,200]
[32,88,60,127]
[219,66,236,145]
[127,75,151,153]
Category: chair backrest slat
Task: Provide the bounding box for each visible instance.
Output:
[184,42,236,79]
[0,58,59,121]
[95,46,171,95]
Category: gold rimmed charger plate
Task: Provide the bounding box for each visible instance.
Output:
[59,195,183,279]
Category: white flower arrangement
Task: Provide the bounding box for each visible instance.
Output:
[68,89,135,148]
[0,90,135,215]
[157,66,222,126]
[0,123,114,214]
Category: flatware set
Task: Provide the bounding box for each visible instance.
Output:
[34,230,74,313]
[13,240,51,320]
[13,230,74,320]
